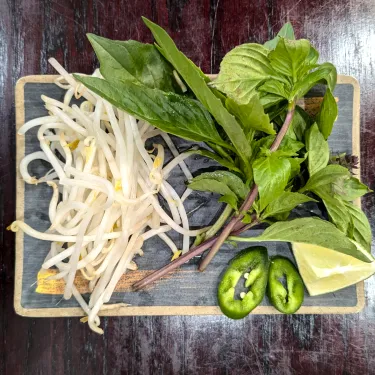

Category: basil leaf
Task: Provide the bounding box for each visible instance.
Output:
[211,43,284,104]
[258,80,289,98]
[288,157,305,178]
[232,217,372,262]
[333,177,372,201]
[291,62,337,100]
[142,17,252,167]
[306,46,319,65]
[269,38,311,82]
[344,201,372,252]
[280,136,305,154]
[191,171,248,199]
[305,123,329,176]
[225,95,275,135]
[259,93,287,109]
[300,165,350,193]
[316,88,338,139]
[253,154,291,211]
[264,22,295,50]
[87,34,177,92]
[287,106,311,141]
[262,192,317,219]
[187,149,243,174]
[219,195,239,211]
[314,188,352,233]
[188,179,238,198]
[74,75,227,147]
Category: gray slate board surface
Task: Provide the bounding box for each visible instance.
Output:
[20,81,357,311]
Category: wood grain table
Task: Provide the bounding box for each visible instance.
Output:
[1,0,375,374]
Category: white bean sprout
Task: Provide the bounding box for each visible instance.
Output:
[10,58,208,334]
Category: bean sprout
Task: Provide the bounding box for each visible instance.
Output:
[10,59,205,333]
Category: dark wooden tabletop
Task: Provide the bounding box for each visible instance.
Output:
[1,0,375,374]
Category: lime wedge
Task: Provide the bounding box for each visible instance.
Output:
[292,242,375,296]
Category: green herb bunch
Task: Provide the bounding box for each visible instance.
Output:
[75,19,373,287]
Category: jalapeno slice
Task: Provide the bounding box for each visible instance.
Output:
[218,246,270,319]
[267,256,304,314]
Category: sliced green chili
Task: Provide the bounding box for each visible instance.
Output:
[218,246,270,319]
[267,256,304,314]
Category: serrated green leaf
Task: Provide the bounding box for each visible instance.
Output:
[87,34,178,92]
[74,75,227,147]
[253,154,291,211]
[264,22,295,50]
[225,95,275,135]
[142,17,252,167]
[316,88,338,139]
[263,192,317,219]
[333,177,372,201]
[191,171,248,199]
[269,38,311,82]
[230,217,373,262]
[299,165,350,193]
[211,43,284,104]
[344,201,372,252]
[291,62,337,100]
[305,123,329,176]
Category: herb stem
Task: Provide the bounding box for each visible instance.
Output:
[198,103,296,271]
[132,217,255,291]
[193,204,233,246]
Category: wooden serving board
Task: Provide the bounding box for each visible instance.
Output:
[14,75,363,317]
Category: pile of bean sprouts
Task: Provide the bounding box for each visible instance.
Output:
[10,58,208,334]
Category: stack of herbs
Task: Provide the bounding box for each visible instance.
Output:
[75,18,373,315]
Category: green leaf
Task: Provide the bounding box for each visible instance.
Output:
[264,22,295,50]
[291,62,337,100]
[258,80,289,98]
[333,177,372,201]
[259,93,287,109]
[211,43,283,104]
[280,136,305,154]
[316,88,338,139]
[188,179,237,198]
[191,171,248,199]
[87,34,178,92]
[299,164,350,193]
[142,17,252,167]
[262,192,317,219]
[288,157,305,179]
[344,201,372,252]
[219,195,239,211]
[287,106,311,141]
[306,46,319,65]
[74,75,227,147]
[187,149,243,174]
[269,38,311,82]
[225,95,275,135]
[314,187,352,233]
[253,154,291,211]
[305,123,329,176]
[231,217,373,262]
